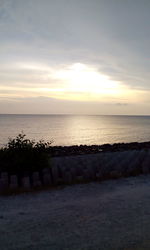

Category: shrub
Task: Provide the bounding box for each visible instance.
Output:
[0,133,53,175]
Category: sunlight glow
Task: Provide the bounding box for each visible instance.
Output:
[0,62,138,104]
[52,63,126,98]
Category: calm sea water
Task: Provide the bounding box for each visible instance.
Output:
[0,114,150,147]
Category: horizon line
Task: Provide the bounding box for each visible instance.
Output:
[0,113,150,117]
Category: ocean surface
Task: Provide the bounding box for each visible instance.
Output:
[0,114,150,147]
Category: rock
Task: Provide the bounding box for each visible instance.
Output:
[142,159,150,174]
[0,178,8,192]
[21,176,31,189]
[43,173,52,186]
[42,168,52,186]
[83,169,91,181]
[32,172,42,187]
[109,171,122,179]
[10,175,18,189]
[51,165,59,185]
[63,171,72,184]
[70,167,76,181]
[1,172,8,179]
[76,175,84,183]
[0,172,9,192]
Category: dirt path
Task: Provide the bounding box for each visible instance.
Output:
[0,175,150,250]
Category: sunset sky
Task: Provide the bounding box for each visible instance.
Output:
[0,0,150,115]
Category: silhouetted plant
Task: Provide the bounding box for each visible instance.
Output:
[0,132,53,175]
[7,132,34,150]
[7,132,53,150]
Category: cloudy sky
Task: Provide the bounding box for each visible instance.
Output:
[0,0,150,114]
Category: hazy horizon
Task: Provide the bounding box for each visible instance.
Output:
[1,113,150,117]
[0,0,150,115]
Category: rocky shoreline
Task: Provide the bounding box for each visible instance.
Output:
[49,141,150,157]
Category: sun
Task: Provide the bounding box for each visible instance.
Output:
[31,62,131,102]
[53,63,125,98]
[69,63,121,95]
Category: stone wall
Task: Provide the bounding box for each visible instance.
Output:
[0,149,150,194]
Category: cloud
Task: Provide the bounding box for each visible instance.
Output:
[1,96,150,116]
[0,0,150,114]
[115,103,128,106]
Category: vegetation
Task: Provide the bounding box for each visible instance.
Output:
[0,133,53,175]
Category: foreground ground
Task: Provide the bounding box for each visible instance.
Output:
[0,175,150,250]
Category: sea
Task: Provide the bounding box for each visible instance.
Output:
[0,114,150,147]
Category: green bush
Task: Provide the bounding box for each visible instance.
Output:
[0,133,53,175]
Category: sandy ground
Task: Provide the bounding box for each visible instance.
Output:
[0,175,150,250]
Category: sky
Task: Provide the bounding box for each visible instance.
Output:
[0,0,150,115]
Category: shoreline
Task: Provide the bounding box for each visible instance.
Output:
[49,141,150,157]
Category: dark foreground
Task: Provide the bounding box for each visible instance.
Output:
[0,175,150,250]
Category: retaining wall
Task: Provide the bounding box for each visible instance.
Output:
[0,149,150,194]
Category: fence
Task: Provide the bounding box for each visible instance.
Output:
[0,149,150,194]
